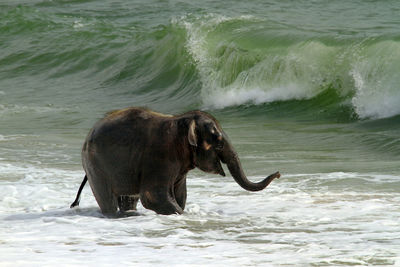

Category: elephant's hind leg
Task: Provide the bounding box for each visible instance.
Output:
[88,173,118,216]
[118,195,139,212]
[96,190,118,216]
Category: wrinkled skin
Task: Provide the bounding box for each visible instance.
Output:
[70,107,280,216]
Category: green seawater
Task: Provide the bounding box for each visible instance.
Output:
[1,1,400,266]
[2,0,400,172]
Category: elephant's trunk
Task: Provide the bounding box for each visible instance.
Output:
[219,136,280,192]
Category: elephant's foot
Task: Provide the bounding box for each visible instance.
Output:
[140,188,184,215]
[117,210,143,217]
[144,198,184,215]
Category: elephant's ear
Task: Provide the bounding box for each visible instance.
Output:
[188,120,197,147]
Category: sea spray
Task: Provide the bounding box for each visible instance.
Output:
[351,40,400,119]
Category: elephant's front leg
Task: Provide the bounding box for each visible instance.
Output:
[140,185,183,215]
[174,175,187,210]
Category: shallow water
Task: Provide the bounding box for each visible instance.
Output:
[1,0,400,266]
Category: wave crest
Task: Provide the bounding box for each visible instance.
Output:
[179,14,400,120]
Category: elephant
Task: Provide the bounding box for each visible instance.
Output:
[70,107,280,216]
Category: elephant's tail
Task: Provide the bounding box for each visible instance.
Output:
[70,175,88,208]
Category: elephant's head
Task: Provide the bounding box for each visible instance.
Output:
[187,112,280,192]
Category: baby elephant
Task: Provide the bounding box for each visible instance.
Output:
[70,107,280,215]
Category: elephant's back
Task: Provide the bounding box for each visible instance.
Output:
[105,107,173,121]
[87,108,160,146]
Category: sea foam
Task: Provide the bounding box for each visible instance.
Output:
[1,171,399,266]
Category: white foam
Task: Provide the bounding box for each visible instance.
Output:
[202,83,315,109]
[0,104,70,117]
[0,134,24,142]
[1,160,399,266]
[73,20,85,29]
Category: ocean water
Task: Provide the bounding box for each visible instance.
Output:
[1,0,400,266]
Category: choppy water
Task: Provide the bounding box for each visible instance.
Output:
[1,0,400,266]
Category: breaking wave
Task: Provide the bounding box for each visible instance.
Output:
[2,8,400,121]
[177,14,400,120]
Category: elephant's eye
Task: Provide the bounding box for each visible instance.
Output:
[211,127,222,139]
